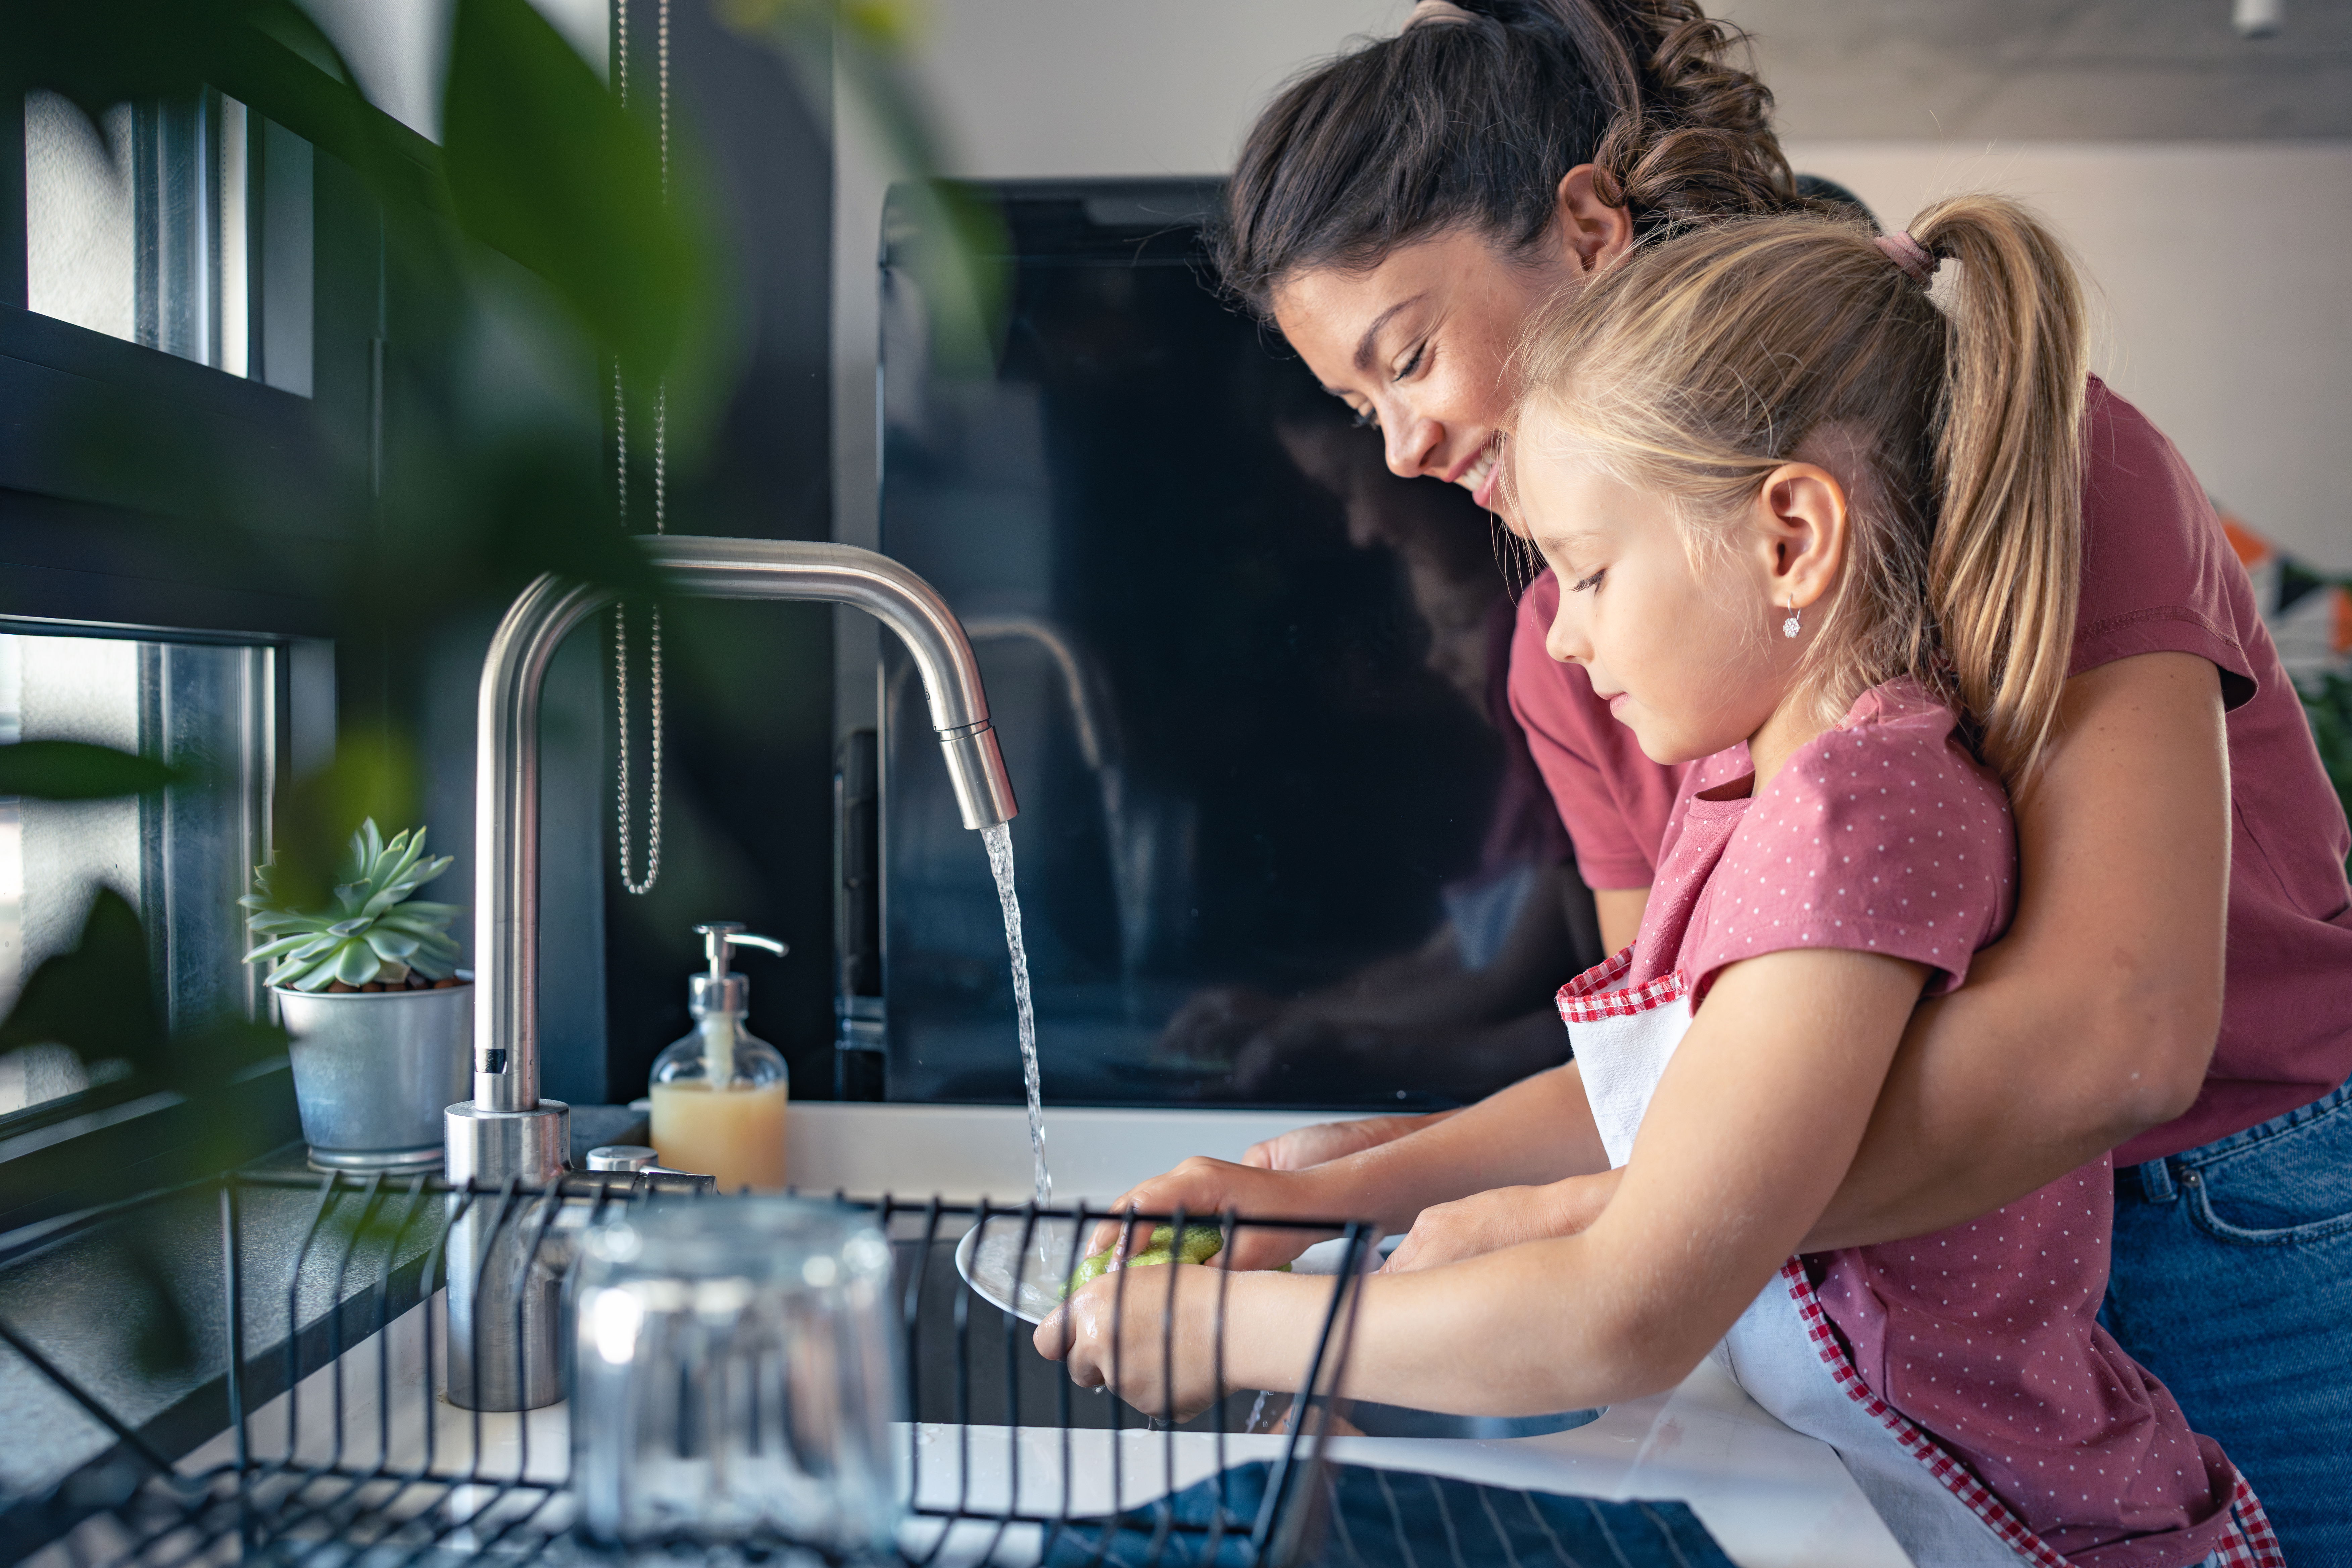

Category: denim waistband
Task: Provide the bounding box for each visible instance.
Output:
[2117,1075,2352,1205]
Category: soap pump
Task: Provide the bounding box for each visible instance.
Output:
[647,923,791,1192]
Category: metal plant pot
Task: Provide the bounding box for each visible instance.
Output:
[274,982,473,1171]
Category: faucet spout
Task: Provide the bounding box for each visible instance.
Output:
[642,538,1018,832]
[444,537,1015,1409]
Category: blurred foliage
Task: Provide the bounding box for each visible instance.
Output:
[0,0,997,1410]
[0,890,286,1095]
[0,740,184,799]
[718,0,1009,375]
[2298,671,2352,869]
[266,734,426,915]
[1,0,982,1163]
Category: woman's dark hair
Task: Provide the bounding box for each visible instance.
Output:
[1213,0,1802,314]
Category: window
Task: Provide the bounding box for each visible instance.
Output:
[0,627,276,1117]
[21,88,313,395]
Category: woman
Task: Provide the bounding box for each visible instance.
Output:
[1151,0,2351,1553]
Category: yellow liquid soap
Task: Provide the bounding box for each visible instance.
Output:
[650,1079,789,1193]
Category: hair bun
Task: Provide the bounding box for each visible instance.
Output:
[1589,5,1795,233]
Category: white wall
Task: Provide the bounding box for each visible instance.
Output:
[1787,140,2352,573]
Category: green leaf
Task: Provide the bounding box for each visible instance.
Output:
[244,910,328,935]
[366,929,423,960]
[0,740,182,800]
[443,0,704,379]
[243,933,317,965]
[268,952,328,988]
[332,941,381,987]
[0,889,166,1070]
[378,831,426,889]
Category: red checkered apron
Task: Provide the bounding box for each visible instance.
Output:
[1558,949,2283,1567]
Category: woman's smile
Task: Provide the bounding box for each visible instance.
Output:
[1453,436,1503,509]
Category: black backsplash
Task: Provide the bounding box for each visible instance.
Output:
[878,180,1595,1110]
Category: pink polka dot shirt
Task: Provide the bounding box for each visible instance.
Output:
[1627,678,2243,1563]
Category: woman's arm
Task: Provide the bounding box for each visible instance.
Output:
[1088,1058,1610,1269]
[1801,651,2229,1249]
[1044,947,1931,1419]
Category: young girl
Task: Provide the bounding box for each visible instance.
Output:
[1039,199,2280,1566]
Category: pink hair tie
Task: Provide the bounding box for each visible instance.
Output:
[1404,0,1478,28]
[1875,231,1938,286]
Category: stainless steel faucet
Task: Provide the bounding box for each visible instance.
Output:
[444,537,1017,1410]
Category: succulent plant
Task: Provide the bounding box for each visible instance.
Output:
[242,820,463,991]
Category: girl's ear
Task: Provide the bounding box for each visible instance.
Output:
[1553,166,1635,277]
[1754,463,1850,613]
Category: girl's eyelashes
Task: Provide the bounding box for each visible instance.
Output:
[1570,568,1607,593]
[1394,341,1427,380]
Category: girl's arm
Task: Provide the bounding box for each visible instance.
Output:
[1801,652,2228,1248]
[1044,946,1932,1418]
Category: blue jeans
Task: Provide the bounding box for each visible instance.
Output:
[2104,1075,2352,1566]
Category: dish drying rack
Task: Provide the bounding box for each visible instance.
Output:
[1,1168,1380,1567]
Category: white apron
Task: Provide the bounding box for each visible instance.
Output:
[1564,949,2103,1568]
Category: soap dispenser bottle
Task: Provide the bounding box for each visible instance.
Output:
[648,923,790,1192]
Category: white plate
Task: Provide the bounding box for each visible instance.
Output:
[954,1214,1088,1325]
[952,1221,1386,1325]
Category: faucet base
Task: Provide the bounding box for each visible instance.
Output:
[443,1099,572,1413]
[445,1098,571,1186]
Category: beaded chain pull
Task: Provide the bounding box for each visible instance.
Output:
[613,0,671,896]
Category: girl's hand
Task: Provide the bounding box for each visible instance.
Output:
[1034,1264,1253,1423]
[1086,1157,1339,1271]
[1381,1169,1622,1273]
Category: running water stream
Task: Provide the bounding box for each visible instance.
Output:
[982,822,1051,1209]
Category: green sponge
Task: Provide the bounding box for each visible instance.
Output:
[1062,1222,1226,1297]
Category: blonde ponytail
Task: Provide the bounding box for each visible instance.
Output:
[1909,198,2087,785]
[1511,195,2089,789]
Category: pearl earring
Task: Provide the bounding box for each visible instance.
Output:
[1782,599,1802,639]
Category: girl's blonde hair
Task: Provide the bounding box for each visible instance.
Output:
[1515,195,2087,787]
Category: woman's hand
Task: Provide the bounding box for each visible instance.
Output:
[1382,1169,1622,1273]
[1086,1156,1342,1271]
[1242,1112,1454,1171]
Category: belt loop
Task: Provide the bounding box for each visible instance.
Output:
[2134,1157,2177,1204]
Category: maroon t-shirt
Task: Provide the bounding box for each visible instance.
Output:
[1509,380,2352,1162]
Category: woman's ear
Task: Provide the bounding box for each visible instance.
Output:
[1553,166,1635,277]
[1754,463,1850,613]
